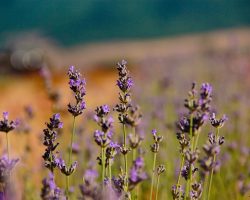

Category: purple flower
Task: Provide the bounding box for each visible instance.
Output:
[41,173,65,200]
[210,113,228,128]
[151,129,157,136]
[102,105,110,114]
[42,113,63,172]
[84,169,98,183]
[68,66,86,117]
[56,158,77,176]
[128,156,147,190]
[200,83,212,99]
[0,112,18,133]
[0,155,19,182]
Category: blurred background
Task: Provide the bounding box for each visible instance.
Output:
[0,1,250,199]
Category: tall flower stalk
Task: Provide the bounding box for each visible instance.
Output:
[155,165,166,200]
[65,65,86,197]
[150,129,163,200]
[114,60,133,192]
[0,112,19,198]
[0,112,18,160]
[206,113,227,200]
[93,105,114,184]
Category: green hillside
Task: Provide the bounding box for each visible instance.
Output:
[0,0,250,46]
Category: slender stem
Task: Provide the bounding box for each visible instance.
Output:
[132,127,136,161]
[66,116,76,199]
[207,128,219,200]
[66,176,69,198]
[6,133,10,160]
[122,123,128,191]
[155,174,160,200]
[194,130,200,150]
[150,153,157,200]
[101,147,105,184]
[185,114,193,200]
[202,175,208,200]
[109,163,112,181]
[177,154,185,187]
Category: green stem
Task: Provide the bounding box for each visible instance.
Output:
[155,174,160,200]
[202,175,208,200]
[150,153,157,200]
[109,163,112,181]
[123,123,128,191]
[6,133,10,160]
[66,116,76,198]
[207,128,219,200]
[177,154,185,187]
[185,114,193,200]
[194,130,200,150]
[101,147,105,184]
[132,127,136,161]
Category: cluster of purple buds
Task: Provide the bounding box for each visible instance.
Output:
[177,113,208,136]
[176,132,190,154]
[79,169,99,199]
[41,173,65,200]
[0,155,19,183]
[184,82,212,115]
[181,149,199,180]
[171,185,183,200]
[150,129,163,153]
[94,105,113,133]
[112,173,128,196]
[181,163,198,181]
[0,112,19,133]
[128,157,148,191]
[209,113,228,129]
[105,142,120,167]
[114,60,133,124]
[199,132,225,175]
[94,130,113,149]
[68,66,86,117]
[190,182,203,200]
[42,113,63,172]
[56,158,77,176]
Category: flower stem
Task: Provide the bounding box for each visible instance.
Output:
[150,153,157,200]
[207,128,219,200]
[109,163,112,181]
[123,123,128,191]
[155,174,160,200]
[101,146,106,184]
[132,127,136,161]
[66,116,76,198]
[177,154,185,186]
[5,133,10,160]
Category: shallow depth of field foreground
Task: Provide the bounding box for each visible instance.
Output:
[0,30,250,199]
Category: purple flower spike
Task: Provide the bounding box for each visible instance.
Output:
[68,66,86,117]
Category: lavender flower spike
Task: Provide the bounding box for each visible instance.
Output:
[68,66,87,117]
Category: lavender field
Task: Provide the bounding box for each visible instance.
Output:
[0,29,250,200]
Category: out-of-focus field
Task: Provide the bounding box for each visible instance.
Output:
[0,28,250,199]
